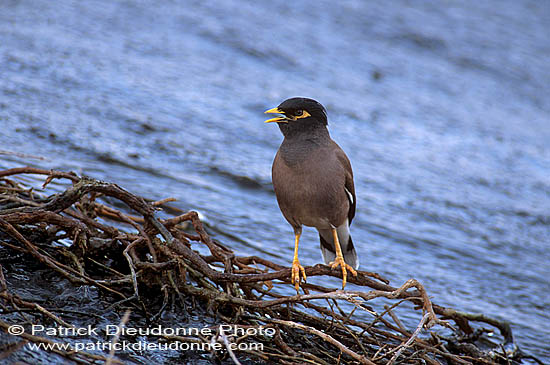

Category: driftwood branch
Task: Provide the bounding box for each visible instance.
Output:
[0,167,531,364]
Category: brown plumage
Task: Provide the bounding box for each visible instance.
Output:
[265,97,358,290]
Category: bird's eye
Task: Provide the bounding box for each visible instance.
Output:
[294,110,304,117]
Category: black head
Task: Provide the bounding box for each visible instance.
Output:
[264,97,328,130]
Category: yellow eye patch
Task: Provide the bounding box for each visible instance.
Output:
[292,110,311,120]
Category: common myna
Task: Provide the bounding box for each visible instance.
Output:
[265,97,358,290]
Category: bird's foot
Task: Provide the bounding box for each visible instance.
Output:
[291,259,307,292]
[329,256,357,289]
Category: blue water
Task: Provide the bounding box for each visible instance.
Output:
[1,0,549,361]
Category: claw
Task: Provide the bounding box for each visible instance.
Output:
[330,256,357,289]
[291,259,307,292]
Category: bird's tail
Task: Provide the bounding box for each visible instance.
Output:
[318,223,359,270]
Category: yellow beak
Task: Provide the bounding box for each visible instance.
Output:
[264,107,288,123]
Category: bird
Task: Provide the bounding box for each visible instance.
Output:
[264,97,358,290]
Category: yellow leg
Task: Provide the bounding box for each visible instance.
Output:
[329,227,357,289]
[291,232,307,291]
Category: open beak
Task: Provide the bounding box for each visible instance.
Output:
[264,107,288,123]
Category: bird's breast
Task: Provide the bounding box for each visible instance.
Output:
[272,145,349,228]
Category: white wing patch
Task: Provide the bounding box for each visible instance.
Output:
[345,187,354,204]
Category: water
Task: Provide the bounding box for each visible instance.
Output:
[1,0,549,361]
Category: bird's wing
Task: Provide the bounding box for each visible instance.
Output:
[335,145,356,224]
